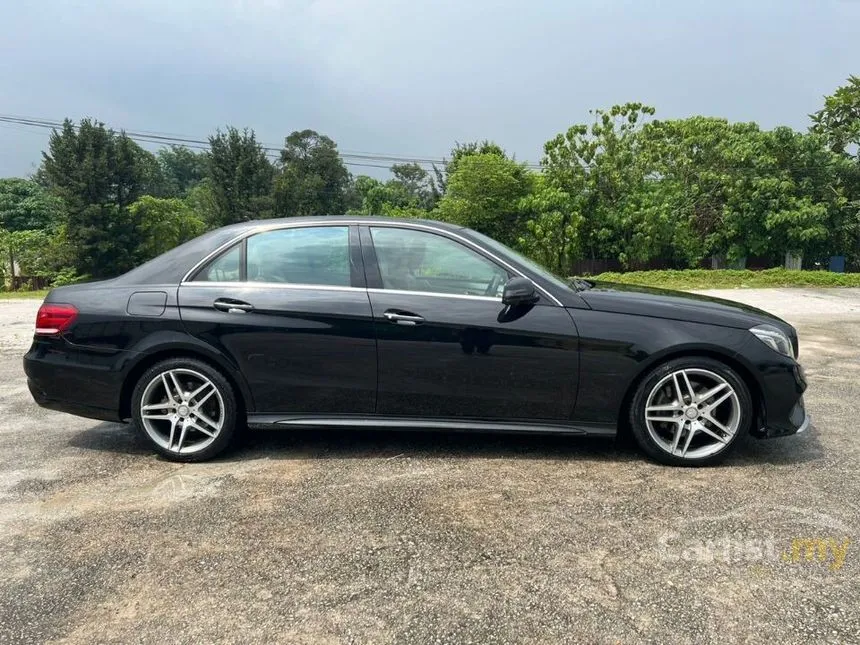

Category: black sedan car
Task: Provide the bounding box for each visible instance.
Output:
[24,217,809,466]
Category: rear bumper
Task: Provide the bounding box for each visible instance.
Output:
[23,338,129,422]
[27,377,121,422]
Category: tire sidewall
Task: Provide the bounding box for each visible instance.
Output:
[629,357,753,467]
[131,357,239,462]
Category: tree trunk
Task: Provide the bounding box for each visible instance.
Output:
[784,252,803,270]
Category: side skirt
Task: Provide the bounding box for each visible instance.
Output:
[246,414,616,437]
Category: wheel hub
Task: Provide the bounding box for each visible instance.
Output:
[139,367,224,454]
[644,367,742,460]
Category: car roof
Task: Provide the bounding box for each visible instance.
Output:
[224,215,465,234]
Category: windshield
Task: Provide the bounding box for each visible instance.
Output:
[468,230,587,293]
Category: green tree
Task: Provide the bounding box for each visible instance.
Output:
[273,130,350,217]
[0,178,63,231]
[446,141,506,176]
[0,178,68,287]
[39,119,158,278]
[390,163,438,209]
[430,140,507,197]
[129,195,206,262]
[811,75,860,158]
[641,118,847,266]
[811,75,860,267]
[517,176,581,273]
[640,117,767,265]
[543,103,664,268]
[348,175,409,215]
[435,151,534,246]
[157,146,208,197]
[347,164,438,217]
[0,229,53,284]
[184,180,219,225]
[207,127,274,226]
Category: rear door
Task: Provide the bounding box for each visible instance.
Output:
[178,224,377,416]
[361,224,579,421]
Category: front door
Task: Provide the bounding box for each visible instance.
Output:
[362,225,579,421]
[178,224,376,415]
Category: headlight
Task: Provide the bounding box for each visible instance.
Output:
[750,325,794,357]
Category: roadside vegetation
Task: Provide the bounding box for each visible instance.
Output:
[1,76,859,293]
[592,268,860,290]
[0,289,49,300]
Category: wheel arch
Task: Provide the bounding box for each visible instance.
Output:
[617,347,765,439]
[120,346,254,420]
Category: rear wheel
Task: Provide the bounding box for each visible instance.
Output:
[629,357,752,466]
[131,358,238,462]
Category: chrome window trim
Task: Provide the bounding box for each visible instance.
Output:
[366,288,502,303]
[180,219,563,306]
[179,281,366,293]
[178,282,501,302]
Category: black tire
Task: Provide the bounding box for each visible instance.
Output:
[629,356,753,467]
[131,357,239,462]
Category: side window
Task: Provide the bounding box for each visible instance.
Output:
[195,244,242,282]
[247,226,350,286]
[370,227,509,297]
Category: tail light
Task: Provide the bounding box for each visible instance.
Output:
[35,303,78,336]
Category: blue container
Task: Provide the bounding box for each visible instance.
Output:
[829,256,846,273]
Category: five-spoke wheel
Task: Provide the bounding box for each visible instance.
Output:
[132,358,238,462]
[630,357,752,466]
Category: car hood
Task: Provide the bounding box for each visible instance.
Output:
[579,282,792,332]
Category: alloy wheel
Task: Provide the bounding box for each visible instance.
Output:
[139,368,225,455]
[644,368,741,460]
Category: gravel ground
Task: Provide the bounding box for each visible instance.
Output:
[0,289,858,644]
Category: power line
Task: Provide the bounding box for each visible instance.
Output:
[0,114,483,171]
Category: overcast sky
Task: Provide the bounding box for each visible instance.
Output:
[1,0,858,178]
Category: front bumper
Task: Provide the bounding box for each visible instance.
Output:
[758,395,810,438]
[749,354,809,439]
[790,396,811,434]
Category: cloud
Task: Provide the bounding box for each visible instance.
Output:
[1,0,859,177]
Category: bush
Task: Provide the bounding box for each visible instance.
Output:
[50,268,90,287]
[591,268,860,290]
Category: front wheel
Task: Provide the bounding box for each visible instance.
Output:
[629,357,753,466]
[131,358,239,462]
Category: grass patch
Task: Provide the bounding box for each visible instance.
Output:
[591,268,860,290]
[0,289,50,300]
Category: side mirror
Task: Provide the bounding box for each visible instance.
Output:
[502,277,539,306]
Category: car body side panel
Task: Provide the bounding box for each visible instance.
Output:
[177,284,377,415]
[368,292,580,421]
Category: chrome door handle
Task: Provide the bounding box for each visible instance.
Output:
[383,311,424,326]
[213,299,254,314]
